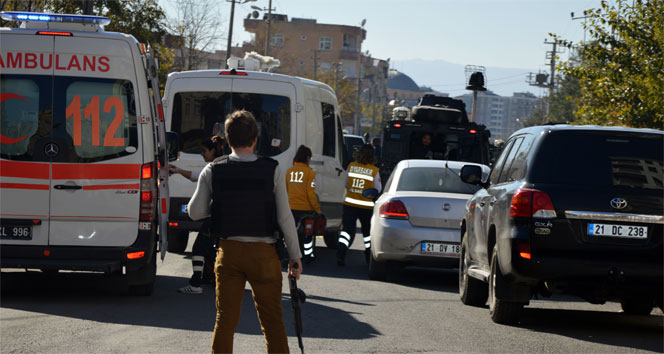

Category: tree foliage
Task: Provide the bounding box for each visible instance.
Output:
[556,0,664,128]
[164,0,224,71]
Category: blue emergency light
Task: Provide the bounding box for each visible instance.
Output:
[0,11,111,26]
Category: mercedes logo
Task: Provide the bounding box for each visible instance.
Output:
[610,197,627,210]
[44,143,59,157]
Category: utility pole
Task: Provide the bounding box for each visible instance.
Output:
[333,62,341,93]
[82,0,93,14]
[264,0,273,56]
[313,50,319,81]
[544,38,559,98]
[226,0,256,68]
[356,55,362,135]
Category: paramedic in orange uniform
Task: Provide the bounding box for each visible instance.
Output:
[285,145,321,264]
[337,144,381,266]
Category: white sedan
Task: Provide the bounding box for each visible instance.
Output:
[367,159,489,280]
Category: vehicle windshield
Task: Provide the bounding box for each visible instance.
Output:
[531,131,663,190]
[397,166,482,194]
[171,91,290,157]
[408,131,485,163]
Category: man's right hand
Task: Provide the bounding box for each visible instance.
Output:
[288,258,302,280]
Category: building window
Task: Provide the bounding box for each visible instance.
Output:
[299,61,305,66]
[271,33,284,47]
[300,35,307,40]
[319,36,332,50]
[342,34,357,51]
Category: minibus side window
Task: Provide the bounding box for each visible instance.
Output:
[321,102,336,157]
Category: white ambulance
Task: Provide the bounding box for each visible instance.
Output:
[0,12,172,295]
[163,58,348,251]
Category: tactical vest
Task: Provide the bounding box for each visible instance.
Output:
[344,162,379,210]
[210,156,278,238]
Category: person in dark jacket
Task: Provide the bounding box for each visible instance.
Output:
[187,110,302,353]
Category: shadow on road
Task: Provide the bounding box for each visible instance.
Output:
[0,270,378,340]
[518,307,664,352]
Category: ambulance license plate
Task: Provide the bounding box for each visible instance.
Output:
[0,225,32,240]
[421,242,460,257]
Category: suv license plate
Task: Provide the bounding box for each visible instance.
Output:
[421,242,460,257]
[0,225,32,240]
[588,223,647,239]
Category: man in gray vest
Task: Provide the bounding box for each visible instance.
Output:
[188,109,302,353]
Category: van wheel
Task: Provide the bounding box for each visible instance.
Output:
[489,245,523,324]
[323,228,339,249]
[368,252,387,281]
[459,234,488,306]
[167,229,189,254]
[128,247,157,296]
[621,297,653,315]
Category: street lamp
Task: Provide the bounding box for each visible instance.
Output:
[226,0,256,68]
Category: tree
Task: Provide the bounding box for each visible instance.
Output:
[555,0,664,128]
[164,0,224,71]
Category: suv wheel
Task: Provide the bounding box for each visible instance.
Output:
[489,245,523,324]
[323,228,339,249]
[167,229,189,254]
[368,252,387,281]
[621,297,653,315]
[459,234,488,306]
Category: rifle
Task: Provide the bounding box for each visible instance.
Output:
[289,263,306,354]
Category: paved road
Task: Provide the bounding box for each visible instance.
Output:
[1,235,662,353]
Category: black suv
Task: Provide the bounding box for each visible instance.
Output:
[458,125,663,324]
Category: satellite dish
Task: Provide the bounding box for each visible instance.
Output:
[252,10,259,19]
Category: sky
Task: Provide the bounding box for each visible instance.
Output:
[161,0,602,95]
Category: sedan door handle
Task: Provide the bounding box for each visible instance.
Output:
[489,197,497,206]
[54,184,82,190]
[335,168,343,176]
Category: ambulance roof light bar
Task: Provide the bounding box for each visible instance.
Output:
[0,11,111,26]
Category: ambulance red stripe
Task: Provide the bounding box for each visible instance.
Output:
[0,182,50,190]
[52,164,140,180]
[82,183,139,190]
[0,161,50,179]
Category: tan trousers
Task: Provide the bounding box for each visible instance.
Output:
[211,240,289,354]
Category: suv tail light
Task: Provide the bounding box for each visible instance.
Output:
[509,189,556,219]
[379,200,409,219]
[140,162,156,222]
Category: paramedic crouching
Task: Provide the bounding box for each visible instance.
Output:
[187,109,302,354]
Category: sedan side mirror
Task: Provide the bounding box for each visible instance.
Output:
[459,165,485,186]
[362,188,379,201]
[166,131,180,162]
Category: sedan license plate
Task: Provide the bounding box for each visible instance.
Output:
[0,225,32,240]
[588,223,647,239]
[421,242,460,257]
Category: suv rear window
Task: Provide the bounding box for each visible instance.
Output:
[171,92,290,157]
[397,167,482,194]
[531,131,663,190]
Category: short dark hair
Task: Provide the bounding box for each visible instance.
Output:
[354,144,376,164]
[225,110,258,148]
[293,145,312,164]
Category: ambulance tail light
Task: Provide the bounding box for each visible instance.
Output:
[139,162,156,222]
[37,31,73,36]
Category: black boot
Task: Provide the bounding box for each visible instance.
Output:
[336,243,347,266]
[364,248,371,265]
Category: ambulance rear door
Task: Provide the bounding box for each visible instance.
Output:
[0,31,54,247]
[47,35,142,247]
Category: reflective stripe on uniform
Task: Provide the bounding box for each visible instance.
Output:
[304,248,313,255]
[344,196,374,207]
[338,231,351,247]
[192,256,204,262]
[304,241,314,248]
[364,235,371,248]
[193,265,204,271]
[348,172,374,181]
